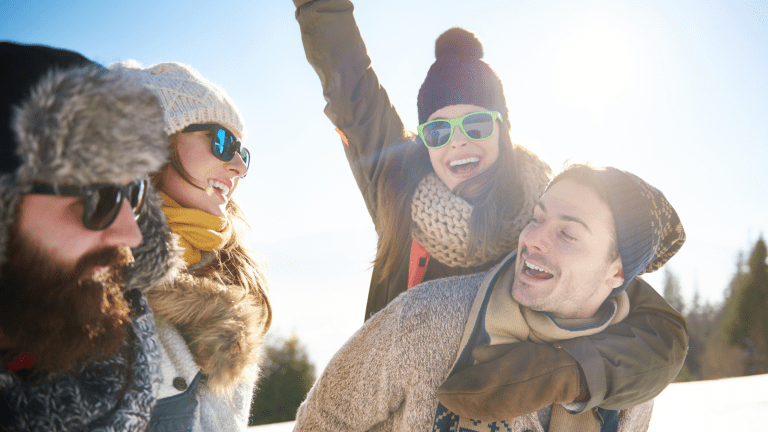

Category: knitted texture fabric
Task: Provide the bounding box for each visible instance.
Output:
[0,294,163,432]
[437,253,630,432]
[293,270,654,432]
[601,168,685,288]
[411,173,476,267]
[411,147,549,268]
[156,320,201,400]
[549,166,686,296]
[0,43,180,431]
[417,28,508,126]
[159,192,232,266]
[109,61,245,138]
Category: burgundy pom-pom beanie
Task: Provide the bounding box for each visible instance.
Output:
[417,28,509,127]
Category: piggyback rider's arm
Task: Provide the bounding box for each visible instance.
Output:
[294,0,408,224]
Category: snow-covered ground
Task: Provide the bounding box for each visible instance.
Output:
[250,374,768,431]
[648,373,768,431]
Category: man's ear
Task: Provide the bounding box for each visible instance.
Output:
[606,257,624,289]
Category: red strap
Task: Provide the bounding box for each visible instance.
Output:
[3,352,33,371]
[408,240,430,289]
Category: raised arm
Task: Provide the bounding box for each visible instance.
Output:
[294,0,407,222]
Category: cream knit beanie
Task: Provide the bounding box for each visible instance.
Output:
[109,60,245,139]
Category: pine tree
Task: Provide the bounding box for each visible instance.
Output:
[724,237,768,375]
[662,266,685,315]
[249,335,316,426]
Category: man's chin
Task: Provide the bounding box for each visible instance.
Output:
[0,231,133,373]
[511,279,551,310]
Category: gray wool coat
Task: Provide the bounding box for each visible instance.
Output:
[293,272,654,432]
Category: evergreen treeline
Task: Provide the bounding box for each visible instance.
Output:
[665,236,768,381]
[249,335,316,426]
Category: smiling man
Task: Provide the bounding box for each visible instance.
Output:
[293,164,686,432]
[0,42,180,431]
[511,171,625,319]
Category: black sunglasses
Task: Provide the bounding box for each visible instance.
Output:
[182,124,250,176]
[31,180,147,231]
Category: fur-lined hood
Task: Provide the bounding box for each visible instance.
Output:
[146,268,269,392]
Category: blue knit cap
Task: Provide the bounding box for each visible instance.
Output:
[547,166,686,296]
[599,167,686,296]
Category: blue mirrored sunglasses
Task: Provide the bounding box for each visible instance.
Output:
[182,124,250,176]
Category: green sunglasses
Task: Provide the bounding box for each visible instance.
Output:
[416,110,503,149]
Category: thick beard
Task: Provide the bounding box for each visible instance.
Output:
[0,228,134,374]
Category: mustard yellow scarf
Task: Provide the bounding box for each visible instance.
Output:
[160,192,233,266]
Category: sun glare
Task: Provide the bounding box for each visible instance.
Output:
[548,11,643,122]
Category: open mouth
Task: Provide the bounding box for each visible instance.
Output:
[523,260,554,280]
[448,156,481,174]
[208,179,230,197]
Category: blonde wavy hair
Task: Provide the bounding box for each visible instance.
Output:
[153,132,272,335]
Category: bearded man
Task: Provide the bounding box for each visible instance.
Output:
[0,42,181,431]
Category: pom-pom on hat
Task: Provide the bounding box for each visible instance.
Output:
[109,61,245,140]
[417,28,509,126]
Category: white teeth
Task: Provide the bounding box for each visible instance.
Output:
[208,179,230,196]
[449,156,480,167]
[525,260,550,274]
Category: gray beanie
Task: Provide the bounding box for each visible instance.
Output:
[109,61,245,139]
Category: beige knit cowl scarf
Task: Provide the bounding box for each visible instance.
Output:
[411,147,550,269]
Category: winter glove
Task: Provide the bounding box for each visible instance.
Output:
[436,341,589,422]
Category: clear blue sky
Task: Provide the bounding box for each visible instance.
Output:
[3,0,767,370]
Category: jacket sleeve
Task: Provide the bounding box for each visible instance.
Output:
[293,295,408,431]
[294,0,407,224]
[559,276,689,411]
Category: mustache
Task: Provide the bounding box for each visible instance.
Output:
[74,246,135,282]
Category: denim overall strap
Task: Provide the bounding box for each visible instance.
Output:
[147,371,203,432]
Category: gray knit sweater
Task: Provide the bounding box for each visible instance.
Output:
[293,272,653,432]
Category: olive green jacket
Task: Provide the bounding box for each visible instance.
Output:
[294,0,688,412]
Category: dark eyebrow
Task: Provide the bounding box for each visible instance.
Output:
[537,201,592,234]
